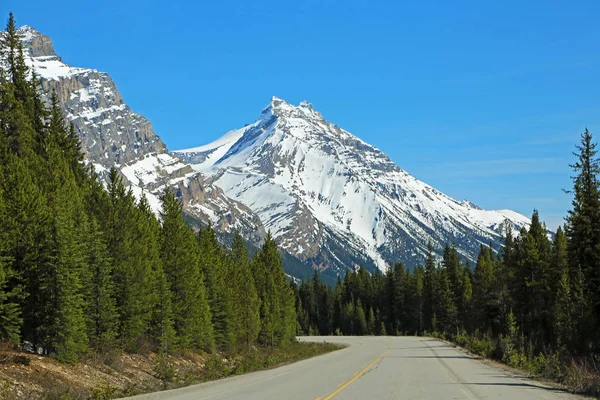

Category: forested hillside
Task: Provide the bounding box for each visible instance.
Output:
[0,13,296,364]
[297,128,600,391]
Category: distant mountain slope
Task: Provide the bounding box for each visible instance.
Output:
[175,97,530,272]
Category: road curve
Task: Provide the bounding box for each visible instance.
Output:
[122,336,584,400]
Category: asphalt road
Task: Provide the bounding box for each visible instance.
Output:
[124,336,585,400]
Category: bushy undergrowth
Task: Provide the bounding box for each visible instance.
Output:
[441,330,600,397]
[193,340,343,382]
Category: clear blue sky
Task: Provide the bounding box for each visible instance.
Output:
[3,0,600,229]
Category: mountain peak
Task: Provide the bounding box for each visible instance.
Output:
[299,100,314,111]
[16,25,56,57]
[17,25,42,41]
[262,96,321,121]
[178,95,531,271]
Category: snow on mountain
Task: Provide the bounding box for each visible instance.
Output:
[175,97,530,272]
[8,25,266,242]
[9,24,531,275]
[176,126,248,171]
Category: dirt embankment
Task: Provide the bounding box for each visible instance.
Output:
[0,348,207,399]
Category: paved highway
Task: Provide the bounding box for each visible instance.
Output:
[124,336,584,400]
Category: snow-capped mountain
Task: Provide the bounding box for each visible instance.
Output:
[9,25,265,243]
[10,24,531,275]
[175,97,530,272]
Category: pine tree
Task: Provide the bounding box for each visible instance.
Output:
[0,176,21,343]
[460,264,473,332]
[549,227,571,347]
[160,190,214,352]
[385,262,404,334]
[104,171,161,351]
[255,233,296,345]
[198,226,234,350]
[423,243,437,331]
[354,299,368,335]
[81,218,118,353]
[341,301,354,335]
[228,232,260,350]
[565,128,600,346]
[443,244,463,314]
[367,307,376,335]
[1,13,36,159]
[473,244,497,333]
[46,148,88,363]
[435,266,457,334]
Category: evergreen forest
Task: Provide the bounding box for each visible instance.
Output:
[0,14,296,364]
[2,9,600,393]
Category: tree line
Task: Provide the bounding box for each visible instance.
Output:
[0,13,296,363]
[297,128,600,360]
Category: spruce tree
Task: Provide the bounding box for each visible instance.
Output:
[46,148,88,363]
[423,243,437,331]
[255,232,296,345]
[443,244,463,314]
[160,190,214,352]
[105,171,157,351]
[565,128,600,345]
[435,266,457,334]
[460,265,473,332]
[367,306,376,335]
[473,245,496,333]
[353,299,368,335]
[198,226,234,350]
[228,232,260,350]
[0,177,21,343]
[81,218,118,353]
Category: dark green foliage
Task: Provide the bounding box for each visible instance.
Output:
[0,13,299,363]
[422,243,437,332]
[81,218,118,352]
[160,190,214,352]
[198,226,234,350]
[296,131,600,395]
[0,175,21,343]
[252,232,297,347]
[106,171,156,352]
[227,232,261,350]
[565,128,600,349]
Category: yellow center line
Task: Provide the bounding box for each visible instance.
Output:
[321,344,391,400]
[336,381,346,387]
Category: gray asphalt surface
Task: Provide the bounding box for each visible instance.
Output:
[123,336,585,400]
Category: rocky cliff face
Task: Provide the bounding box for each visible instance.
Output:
[17,26,166,167]
[10,25,265,242]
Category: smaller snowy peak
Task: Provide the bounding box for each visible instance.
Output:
[263,96,289,114]
[17,25,42,42]
[460,200,482,210]
[4,25,90,81]
[16,25,56,58]
[261,96,325,122]
[299,100,314,111]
